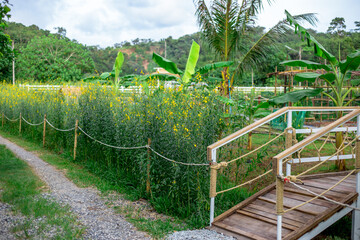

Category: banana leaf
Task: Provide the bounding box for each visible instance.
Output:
[285,10,338,65]
[114,52,124,82]
[269,88,323,105]
[281,60,330,71]
[182,41,200,84]
[351,78,360,86]
[152,53,183,75]
[197,61,234,75]
[294,72,321,82]
[339,50,360,74]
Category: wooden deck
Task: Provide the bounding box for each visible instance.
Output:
[210,172,358,240]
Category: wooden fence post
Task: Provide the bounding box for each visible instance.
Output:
[43,114,47,147]
[19,113,22,134]
[74,119,79,160]
[146,138,151,195]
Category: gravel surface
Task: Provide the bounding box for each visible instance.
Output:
[0,200,24,240]
[166,230,235,240]
[0,135,150,240]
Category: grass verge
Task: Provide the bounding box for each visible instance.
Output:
[0,129,189,239]
[0,144,85,239]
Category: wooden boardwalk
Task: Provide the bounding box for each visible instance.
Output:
[210,172,358,240]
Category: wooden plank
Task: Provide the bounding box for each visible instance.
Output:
[264,192,328,214]
[285,184,347,201]
[210,225,252,240]
[314,178,356,191]
[237,210,298,231]
[301,179,353,194]
[249,199,314,223]
[245,205,304,228]
[212,222,266,240]
[221,213,290,239]
[283,192,358,240]
[213,183,276,223]
[322,176,356,186]
[258,196,319,215]
[298,171,353,180]
[283,190,336,208]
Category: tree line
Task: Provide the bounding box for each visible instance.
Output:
[0,0,359,84]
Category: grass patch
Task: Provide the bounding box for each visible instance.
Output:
[0,144,85,239]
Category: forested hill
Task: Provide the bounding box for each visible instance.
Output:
[4,21,360,84]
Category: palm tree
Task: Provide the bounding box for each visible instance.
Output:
[193,0,317,97]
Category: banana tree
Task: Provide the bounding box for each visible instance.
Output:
[281,11,360,170]
[152,40,234,86]
[100,51,125,89]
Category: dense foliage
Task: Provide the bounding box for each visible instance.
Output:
[16,35,95,82]
[0,0,14,81]
[0,83,234,225]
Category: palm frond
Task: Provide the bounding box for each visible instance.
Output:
[233,13,318,77]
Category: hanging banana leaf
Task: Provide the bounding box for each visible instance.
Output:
[182,41,200,84]
[339,50,360,74]
[197,61,234,75]
[152,53,183,75]
[281,60,330,71]
[269,88,323,105]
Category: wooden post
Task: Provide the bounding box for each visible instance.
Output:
[19,113,22,134]
[43,114,47,147]
[73,119,79,160]
[146,138,151,195]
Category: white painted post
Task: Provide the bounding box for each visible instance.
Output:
[286,110,292,176]
[210,148,217,225]
[352,115,360,239]
[277,215,283,240]
[277,157,283,240]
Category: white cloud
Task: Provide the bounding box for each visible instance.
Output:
[8,0,360,48]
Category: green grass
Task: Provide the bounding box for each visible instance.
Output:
[0,129,191,238]
[0,145,85,239]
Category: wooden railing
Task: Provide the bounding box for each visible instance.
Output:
[208,107,360,239]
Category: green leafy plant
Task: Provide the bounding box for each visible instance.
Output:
[152,40,234,86]
[280,10,360,170]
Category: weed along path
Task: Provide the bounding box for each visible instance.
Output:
[0,135,150,240]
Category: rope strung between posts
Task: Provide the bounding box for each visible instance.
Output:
[285,170,360,212]
[46,119,75,132]
[295,135,360,177]
[216,169,273,195]
[148,146,209,166]
[78,126,147,150]
[3,114,19,122]
[226,131,285,165]
[21,117,44,126]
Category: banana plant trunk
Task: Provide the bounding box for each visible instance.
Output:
[335,111,346,171]
[247,131,252,150]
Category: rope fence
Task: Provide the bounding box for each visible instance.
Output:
[1,112,209,167]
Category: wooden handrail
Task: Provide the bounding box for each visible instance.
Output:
[208,107,289,151]
[273,109,360,163]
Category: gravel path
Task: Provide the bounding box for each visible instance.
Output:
[0,200,24,240]
[0,135,150,240]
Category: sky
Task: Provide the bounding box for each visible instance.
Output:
[7,0,360,48]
